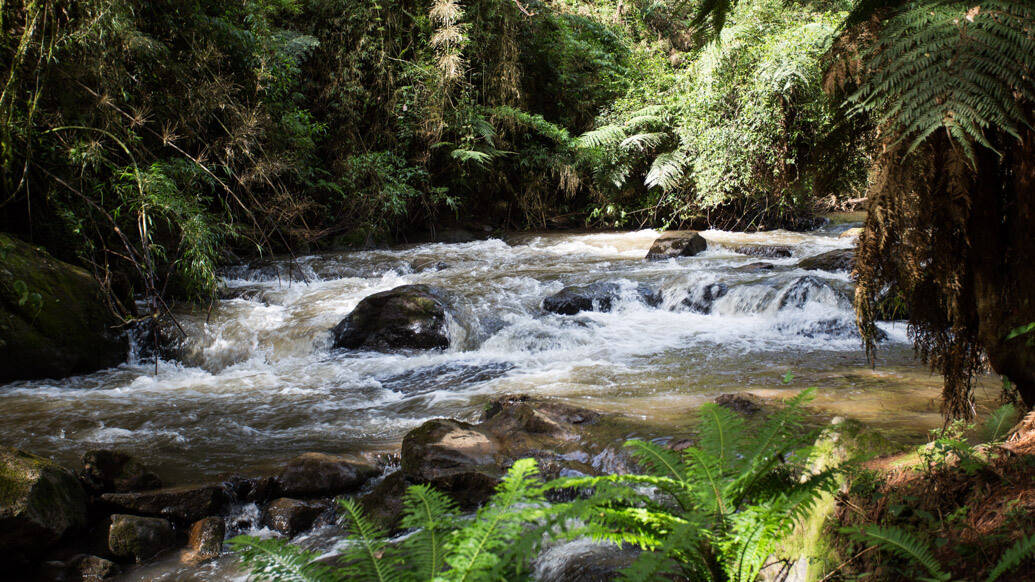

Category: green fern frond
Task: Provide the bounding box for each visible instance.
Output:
[620,132,669,151]
[577,124,626,148]
[230,535,340,582]
[986,534,1035,582]
[337,498,401,582]
[981,404,1018,443]
[400,484,458,580]
[849,525,950,581]
[644,150,688,191]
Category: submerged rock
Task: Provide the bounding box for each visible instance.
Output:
[542,282,660,315]
[261,498,325,537]
[533,539,639,582]
[715,392,768,416]
[797,248,855,272]
[0,448,88,564]
[682,282,730,314]
[645,231,707,260]
[67,554,120,581]
[107,514,175,564]
[101,483,227,524]
[777,276,846,310]
[0,233,128,383]
[181,516,225,565]
[332,284,453,351]
[79,450,161,494]
[276,452,378,497]
[733,244,793,258]
[735,261,776,272]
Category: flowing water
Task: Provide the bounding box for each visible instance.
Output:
[0,223,1003,486]
[2,222,1007,580]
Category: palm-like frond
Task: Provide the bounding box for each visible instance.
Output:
[577,124,627,148]
[619,132,669,151]
[644,150,688,191]
[850,1,1035,163]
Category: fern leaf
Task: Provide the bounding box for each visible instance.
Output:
[230,535,340,582]
[986,534,1035,582]
[850,525,950,581]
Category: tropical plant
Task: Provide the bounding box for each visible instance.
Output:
[848,525,1035,582]
[552,388,840,581]
[231,458,553,582]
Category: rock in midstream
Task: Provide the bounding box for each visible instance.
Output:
[645,230,707,260]
[542,282,661,315]
[331,284,454,351]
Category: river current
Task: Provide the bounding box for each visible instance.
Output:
[0,224,1000,486]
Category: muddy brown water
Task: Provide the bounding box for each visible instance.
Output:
[0,223,1001,580]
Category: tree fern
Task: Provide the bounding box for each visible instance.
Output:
[849,1,1035,163]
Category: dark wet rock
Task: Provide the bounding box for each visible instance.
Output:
[261,498,325,537]
[181,516,225,565]
[107,514,175,564]
[79,450,161,494]
[797,248,855,272]
[332,284,453,351]
[735,261,776,272]
[777,276,847,310]
[733,244,793,258]
[227,475,278,504]
[533,540,640,582]
[645,230,707,260]
[715,392,768,416]
[0,233,128,383]
[68,554,120,581]
[543,282,660,315]
[276,452,378,497]
[359,471,412,533]
[412,259,451,273]
[101,484,227,524]
[0,448,88,564]
[682,282,729,314]
[480,395,599,459]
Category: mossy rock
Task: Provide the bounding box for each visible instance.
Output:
[0,233,128,383]
[0,448,88,563]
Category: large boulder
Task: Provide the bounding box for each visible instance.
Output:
[332,284,453,351]
[276,452,378,497]
[542,282,660,315]
[79,450,161,494]
[0,233,128,383]
[101,483,227,524]
[797,248,855,272]
[261,498,326,537]
[645,231,707,260]
[0,448,88,563]
[400,419,503,508]
[107,514,175,564]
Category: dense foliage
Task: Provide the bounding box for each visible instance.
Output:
[234,392,841,582]
[0,0,865,309]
